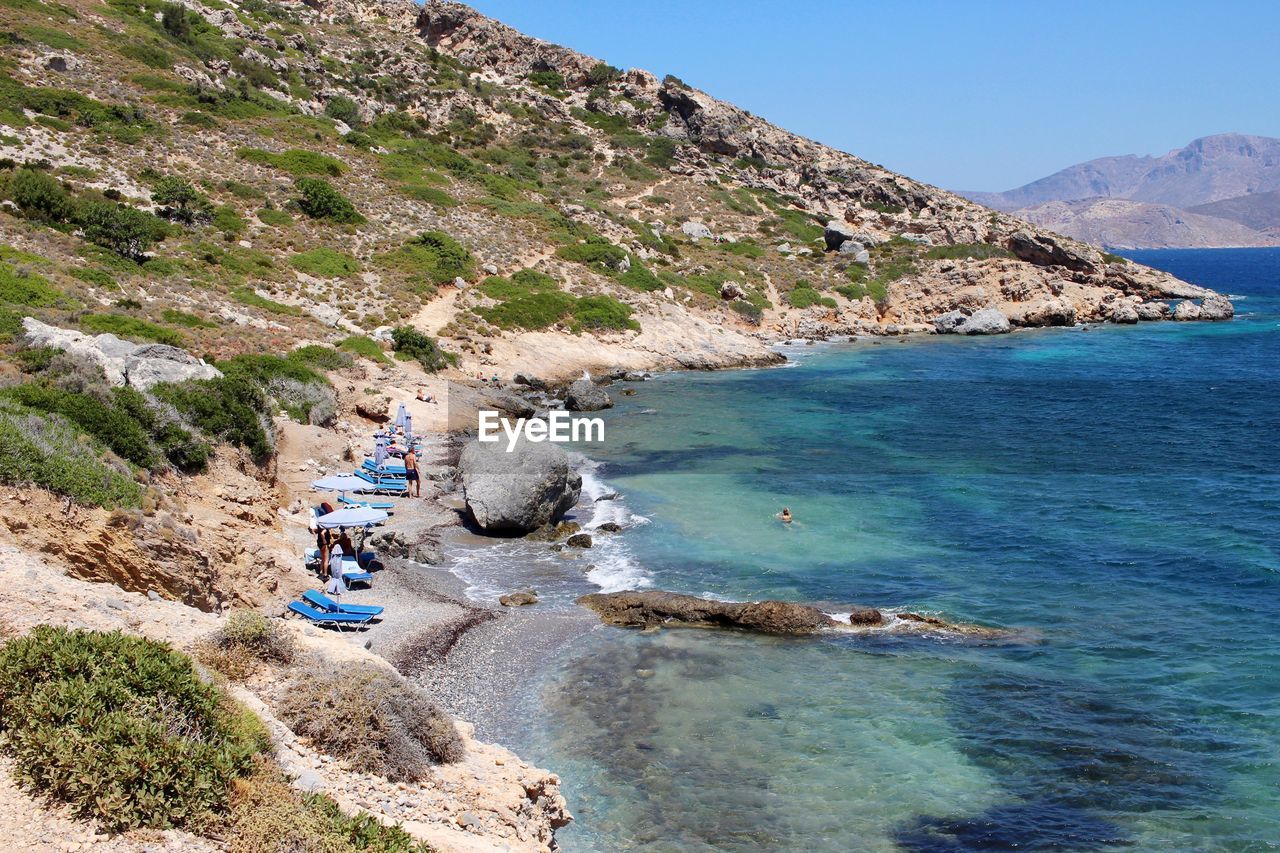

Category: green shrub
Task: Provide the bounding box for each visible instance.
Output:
[788,283,837,309]
[715,239,765,259]
[77,202,168,260]
[152,175,211,224]
[0,398,142,506]
[586,62,622,85]
[1102,251,1126,264]
[289,248,360,278]
[79,312,183,346]
[527,69,565,93]
[276,667,462,783]
[617,263,663,292]
[2,383,158,468]
[730,299,763,323]
[555,236,627,273]
[337,335,389,364]
[68,266,115,288]
[237,147,344,177]
[294,177,363,223]
[256,207,293,227]
[211,204,246,236]
[154,374,273,461]
[119,40,173,69]
[572,295,638,332]
[390,326,454,372]
[924,243,1011,261]
[162,308,217,328]
[0,262,65,307]
[376,231,474,284]
[0,627,268,833]
[8,167,75,222]
[323,95,360,127]
[477,268,559,300]
[288,344,351,371]
[232,287,303,316]
[478,291,576,330]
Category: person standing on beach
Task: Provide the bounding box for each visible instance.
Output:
[404,447,421,497]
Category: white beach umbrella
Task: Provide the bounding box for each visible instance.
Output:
[394,402,408,430]
[311,474,369,493]
[315,506,388,529]
[403,412,413,443]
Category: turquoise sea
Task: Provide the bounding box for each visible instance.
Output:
[484,249,1280,850]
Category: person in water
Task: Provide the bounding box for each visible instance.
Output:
[778,507,793,523]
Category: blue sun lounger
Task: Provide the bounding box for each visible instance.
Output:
[287,600,374,629]
[353,469,408,496]
[362,458,407,476]
[302,589,384,617]
[338,493,395,511]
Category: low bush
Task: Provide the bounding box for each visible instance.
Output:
[294,178,363,224]
[571,294,638,332]
[2,382,158,469]
[257,207,293,227]
[0,261,67,307]
[7,167,75,222]
[478,291,576,330]
[290,248,360,278]
[218,354,335,425]
[238,147,344,177]
[390,326,454,372]
[78,312,184,346]
[376,230,474,284]
[0,398,142,506]
[78,202,169,260]
[228,759,429,853]
[289,344,352,371]
[555,235,627,273]
[1102,251,1127,264]
[787,282,837,309]
[162,308,217,328]
[232,287,303,316]
[323,95,361,127]
[196,611,294,681]
[152,175,211,224]
[276,667,462,782]
[153,374,273,462]
[337,335,389,364]
[0,627,269,832]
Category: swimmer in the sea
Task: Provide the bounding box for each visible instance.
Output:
[777,507,793,523]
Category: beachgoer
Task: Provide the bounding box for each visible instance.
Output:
[404,447,421,497]
[315,529,330,576]
[416,388,427,401]
[337,527,355,558]
[778,507,793,524]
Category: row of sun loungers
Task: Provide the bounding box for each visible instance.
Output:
[287,589,384,629]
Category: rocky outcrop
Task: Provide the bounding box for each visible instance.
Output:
[499,590,538,607]
[1173,293,1233,321]
[21,318,221,390]
[458,437,582,534]
[564,378,612,411]
[577,590,834,635]
[1006,231,1097,272]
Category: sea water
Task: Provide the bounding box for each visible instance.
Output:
[484,249,1280,850]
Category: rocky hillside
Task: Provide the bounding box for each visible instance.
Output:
[0,0,1231,384]
[965,133,1280,248]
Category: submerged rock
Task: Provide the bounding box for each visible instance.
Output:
[566,533,593,549]
[458,437,582,534]
[499,590,538,607]
[576,590,842,635]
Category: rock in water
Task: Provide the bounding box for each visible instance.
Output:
[566,533,593,548]
[458,437,582,534]
[565,378,612,411]
[576,590,844,635]
[499,590,538,607]
[959,308,1011,335]
[1199,293,1234,320]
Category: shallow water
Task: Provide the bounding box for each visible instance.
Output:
[485,249,1280,850]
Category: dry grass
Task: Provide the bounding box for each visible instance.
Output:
[195,610,295,681]
[276,665,463,782]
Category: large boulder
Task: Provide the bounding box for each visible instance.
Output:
[681,221,712,241]
[1108,300,1140,324]
[1006,230,1096,272]
[824,219,856,251]
[1135,301,1171,321]
[931,310,968,334]
[21,318,221,389]
[1173,300,1202,321]
[576,590,847,635]
[1199,293,1234,320]
[565,378,612,411]
[958,308,1011,335]
[1005,297,1076,328]
[458,437,582,534]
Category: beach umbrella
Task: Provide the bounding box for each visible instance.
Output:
[311,474,368,493]
[316,506,388,529]
[403,412,413,443]
[394,402,407,430]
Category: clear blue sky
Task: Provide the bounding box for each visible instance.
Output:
[464,0,1280,191]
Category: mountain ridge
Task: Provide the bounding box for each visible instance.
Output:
[963,133,1280,248]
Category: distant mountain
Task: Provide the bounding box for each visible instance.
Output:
[1015,198,1276,250]
[962,134,1280,248]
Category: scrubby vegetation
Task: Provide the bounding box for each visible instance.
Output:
[196,610,295,681]
[290,247,361,278]
[924,242,1011,261]
[276,667,463,783]
[376,230,474,287]
[338,334,390,364]
[295,177,363,224]
[390,325,454,372]
[0,627,269,833]
[787,281,837,309]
